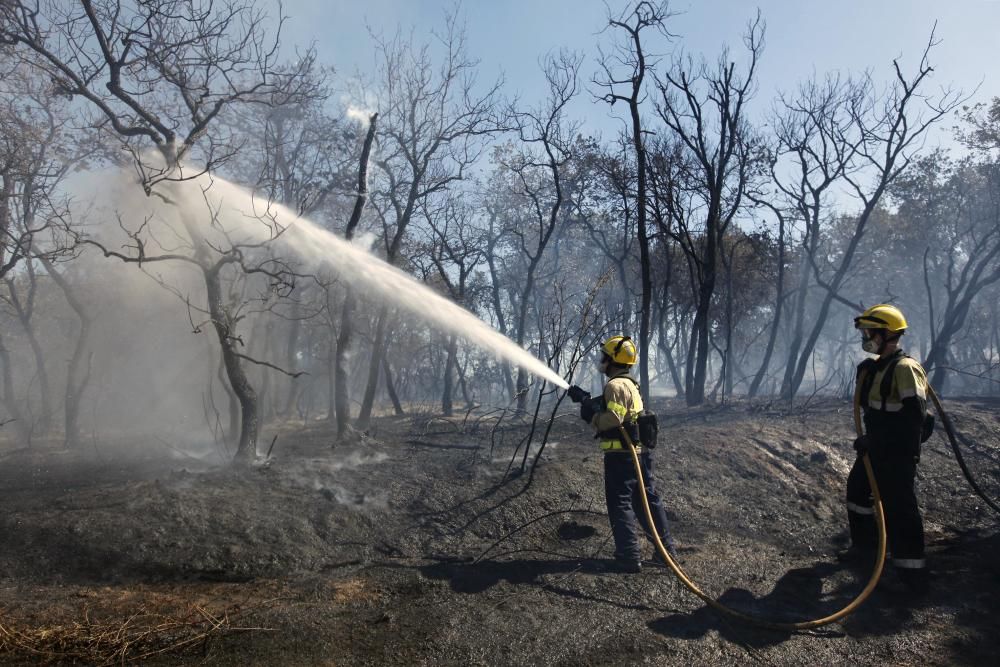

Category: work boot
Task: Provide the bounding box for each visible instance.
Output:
[648,542,680,568]
[603,558,642,574]
[897,568,930,595]
[876,567,908,594]
[877,566,929,597]
[835,545,875,564]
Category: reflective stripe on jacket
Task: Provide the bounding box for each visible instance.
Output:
[592,371,644,451]
[862,354,928,413]
[858,350,928,457]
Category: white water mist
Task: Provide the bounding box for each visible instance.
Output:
[75,168,569,391]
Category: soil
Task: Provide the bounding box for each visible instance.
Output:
[1,396,998,666]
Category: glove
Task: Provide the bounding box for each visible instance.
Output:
[567,385,590,404]
[580,397,602,423]
[853,435,873,455]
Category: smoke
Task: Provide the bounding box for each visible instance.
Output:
[287,451,390,510]
[69,166,568,388]
[345,105,375,126]
[341,90,377,127]
[53,164,565,445]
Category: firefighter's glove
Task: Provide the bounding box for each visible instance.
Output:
[853,435,873,456]
[579,397,602,423]
[567,385,590,404]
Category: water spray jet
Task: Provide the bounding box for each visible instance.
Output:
[76,168,569,392]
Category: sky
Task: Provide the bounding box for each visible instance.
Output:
[270,0,1000,148]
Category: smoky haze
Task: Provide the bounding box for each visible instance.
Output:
[0,0,997,462]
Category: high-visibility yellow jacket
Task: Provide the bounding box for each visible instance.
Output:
[858,350,928,457]
[591,370,643,451]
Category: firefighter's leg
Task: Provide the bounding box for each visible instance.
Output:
[633,450,674,551]
[876,457,927,589]
[603,453,641,563]
[845,455,877,550]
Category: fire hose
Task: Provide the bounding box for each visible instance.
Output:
[613,373,888,631]
[927,386,1000,515]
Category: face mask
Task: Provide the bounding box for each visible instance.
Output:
[861,334,880,354]
[598,356,610,374]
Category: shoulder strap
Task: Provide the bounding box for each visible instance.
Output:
[878,352,909,410]
[612,375,642,420]
[859,366,876,409]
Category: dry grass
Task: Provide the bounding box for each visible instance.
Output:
[0,603,268,666]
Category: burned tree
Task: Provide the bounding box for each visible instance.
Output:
[504,50,582,412]
[333,112,378,436]
[887,149,1000,389]
[776,36,963,399]
[0,58,81,442]
[653,13,764,405]
[415,195,486,416]
[594,0,673,403]
[1,0,313,462]
[354,12,504,429]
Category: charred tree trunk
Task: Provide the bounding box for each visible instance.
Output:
[334,113,377,437]
[748,209,786,398]
[280,299,302,418]
[0,333,28,442]
[203,262,258,462]
[485,232,516,400]
[687,217,718,406]
[39,257,91,448]
[383,357,403,416]
[325,312,336,424]
[218,351,239,445]
[356,304,389,430]
[257,318,275,422]
[6,270,53,433]
[173,198,259,463]
[441,332,458,416]
[333,290,355,435]
[779,225,817,399]
[625,13,653,404]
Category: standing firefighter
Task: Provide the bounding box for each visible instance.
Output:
[846,304,930,593]
[568,335,672,573]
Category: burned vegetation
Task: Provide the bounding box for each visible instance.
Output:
[0,1,998,665]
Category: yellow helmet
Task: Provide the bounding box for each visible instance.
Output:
[854,304,908,333]
[601,335,638,366]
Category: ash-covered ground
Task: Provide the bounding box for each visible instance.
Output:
[1,397,998,665]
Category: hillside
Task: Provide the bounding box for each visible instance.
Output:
[1,397,998,665]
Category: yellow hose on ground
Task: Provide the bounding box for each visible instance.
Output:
[619,374,886,631]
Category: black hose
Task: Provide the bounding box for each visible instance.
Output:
[928,386,1000,515]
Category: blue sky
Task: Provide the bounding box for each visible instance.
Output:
[272,0,999,146]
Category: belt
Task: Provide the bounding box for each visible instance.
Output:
[600,440,642,452]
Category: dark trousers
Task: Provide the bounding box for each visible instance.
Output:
[603,450,672,562]
[846,454,925,570]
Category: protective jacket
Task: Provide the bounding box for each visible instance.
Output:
[858,350,928,459]
[592,370,643,451]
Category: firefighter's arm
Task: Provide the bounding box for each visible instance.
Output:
[896,359,928,414]
[591,380,629,432]
[897,359,929,443]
